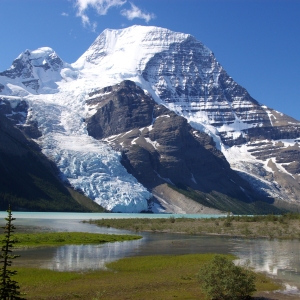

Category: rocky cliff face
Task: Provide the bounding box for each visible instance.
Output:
[0,96,42,138]
[142,37,268,129]
[137,28,300,208]
[142,35,300,146]
[0,25,299,213]
[85,81,283,214]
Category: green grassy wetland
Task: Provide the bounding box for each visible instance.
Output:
[0,232,141,248]
[4,216,298,299]
[14,253,280,300]
[87,213,300,239]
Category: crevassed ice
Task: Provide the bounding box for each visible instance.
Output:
[27,85,151,212]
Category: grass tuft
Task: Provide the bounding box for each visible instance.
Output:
[14,254,281,300]
[0,232,141,248]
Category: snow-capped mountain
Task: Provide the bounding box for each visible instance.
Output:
[0,25,299,213]
[0,47,72,95]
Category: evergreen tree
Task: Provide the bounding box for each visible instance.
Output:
[0,206,25,299]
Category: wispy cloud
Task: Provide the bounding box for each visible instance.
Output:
[75,0,126,27]
[61,12,69,17]
[121,2,155,23]
[74,0,155,30]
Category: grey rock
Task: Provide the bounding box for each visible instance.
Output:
[85,80,280,214]
[22,79,39,92]
[0,97,42,138]
[0,97,28,125]
[86,81,153,138]
[142,37,271,129]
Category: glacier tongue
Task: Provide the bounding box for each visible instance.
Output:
[45,138,150,212]
[27,84,151,212]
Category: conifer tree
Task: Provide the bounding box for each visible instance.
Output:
[0,206,25,299]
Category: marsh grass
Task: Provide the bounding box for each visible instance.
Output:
[14,254,280,300]
[0,232,141,248]
[87,213,300,239]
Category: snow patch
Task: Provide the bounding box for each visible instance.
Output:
[155,171,174,185]
[191,173,197,184]
[145,137,160,149]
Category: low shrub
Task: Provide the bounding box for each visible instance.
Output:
[198,255,256,300]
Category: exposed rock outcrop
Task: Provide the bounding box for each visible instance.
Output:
[86,81,282,214]
[0,97,42,138]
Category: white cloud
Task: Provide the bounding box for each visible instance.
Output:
[91,21,98,32]
[75,0,127,27]
[61,12,69,17]
[121,2,155,23]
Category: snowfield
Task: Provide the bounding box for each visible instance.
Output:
[1,25,299,212]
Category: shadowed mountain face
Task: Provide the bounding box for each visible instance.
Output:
[0,111,103,212]
[85,81,283,214]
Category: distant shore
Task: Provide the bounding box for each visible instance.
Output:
[86,213,300,239]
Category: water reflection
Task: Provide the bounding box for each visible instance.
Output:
[39,233,300,294]
[16,234,237,271]
[42,239,144,271]
[233,239,300,291]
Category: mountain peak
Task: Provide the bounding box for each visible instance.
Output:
[17,47,56,59]
[73,25,197,69]
[14,46,64,73]
[0,47,66,94]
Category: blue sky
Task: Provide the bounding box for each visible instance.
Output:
[1,0,299,120]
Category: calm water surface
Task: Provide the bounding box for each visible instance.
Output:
[1,212,299,295]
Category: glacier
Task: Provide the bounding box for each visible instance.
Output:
[0,26,197,212]
[26,81,151,213]
[0,25,299,211]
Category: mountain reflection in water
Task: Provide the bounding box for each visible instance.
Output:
[43,240,144,271]
[234,238,300,291]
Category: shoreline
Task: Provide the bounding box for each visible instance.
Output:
[86,215,300,240]
[136,228,295,240]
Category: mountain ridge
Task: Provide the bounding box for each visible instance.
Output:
[0,25,299,213]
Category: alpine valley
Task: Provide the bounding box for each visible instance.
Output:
[1,25,299,214]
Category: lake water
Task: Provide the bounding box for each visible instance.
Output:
[1,212,300,296]
[0,211,227,220]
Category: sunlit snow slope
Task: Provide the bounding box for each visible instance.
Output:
[1,25,299,211]
[0,42,153,212]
